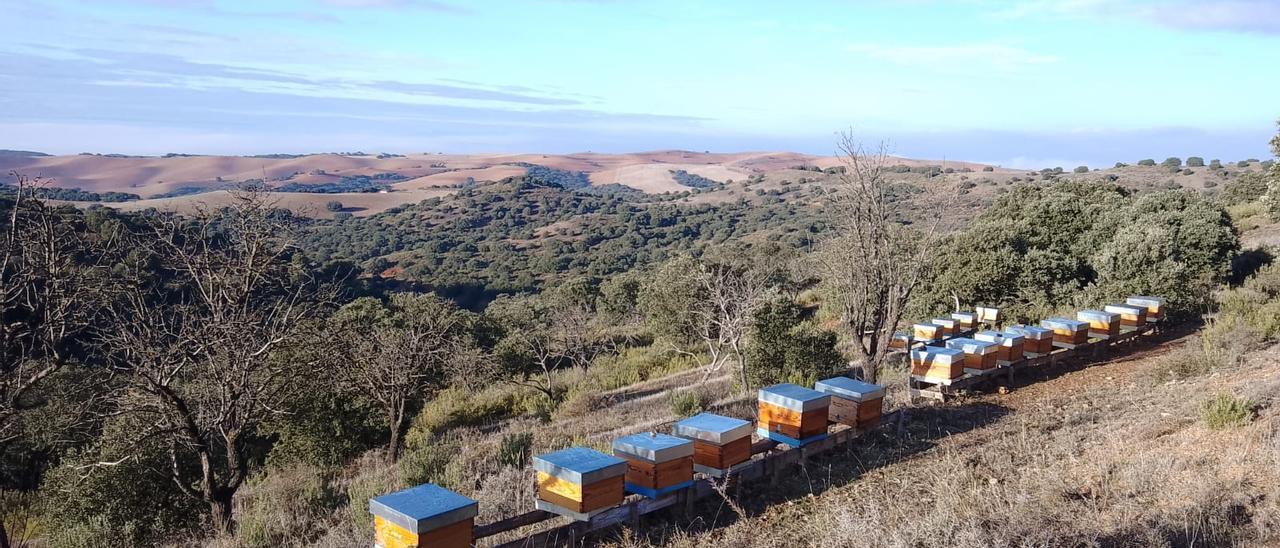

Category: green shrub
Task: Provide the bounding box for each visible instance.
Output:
[1187,157,1206,167]
[982,166,994,172]
[344,455,407,538]
[1201,393,1256,430]
[1163,157,1183,168]
[670,389,708,417]
[1074,166,1089,173]
[497,432,533,469]
[235,465,338,548]
[1138,159,1157,166]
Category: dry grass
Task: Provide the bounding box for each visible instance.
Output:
[596,342,1280,548]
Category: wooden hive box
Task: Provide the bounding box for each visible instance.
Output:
[910,346,966,380]
[533,447,627,521]
[945,337,999,372]
[975,329,1024,364]
[976,306,1000,326]
[672,412,753,477]
[889,331,913,350]
[758,383,831,447]
[1041,318,1089,346]
[1077,309,1121,339]
[913,322,942,344]
[1126,296,1165,322]
[930,317,958,338]
[612,433,694,499]
[814,376,885,429]
[951,311,979,331]
[370,483,477,548]
[1006,324,1054,354]
[1104,303,1147,328]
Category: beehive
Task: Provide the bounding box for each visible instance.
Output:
[930,317,958,338]
[612,433,694,499]
[1006,324,1054,354]
[1126,296,1165,322]
[945,337,999,372]
[975,330,1024,364]
[910,346,966,380]
[976,306,1000,326]
[1077,310,1121,339]
[889,331,913,350]
[1104,303,1147,328]
[814,377,885,429]
[1042,318,1089,346]
[533,447,627,520]
[672,413,753,477]
[913,322,942,343]
[757,383,831,447]
[951,311,978,331]
[370,483,477,548]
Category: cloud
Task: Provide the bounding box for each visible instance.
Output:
[847,43,1058,71]
[315,0,469,13]
[998,0,1280,35]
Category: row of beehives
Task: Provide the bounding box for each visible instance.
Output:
[368,378,887,548]
[894,296,1165,382]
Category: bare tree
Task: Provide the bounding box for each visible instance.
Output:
[639,256,774,389]
[97,187,332,534]
[329,292,474,462]
[814,135,948,383]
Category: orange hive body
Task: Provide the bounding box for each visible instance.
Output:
[672,413,754,477]
[370,483,477,548]
[757,383,832,446]
[911,347,966,379]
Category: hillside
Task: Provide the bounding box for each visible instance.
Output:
[3,150,1267,220]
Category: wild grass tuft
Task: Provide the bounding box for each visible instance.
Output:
[1201,393,1256,430]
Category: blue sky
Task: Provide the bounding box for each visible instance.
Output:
[2,0,1277,167]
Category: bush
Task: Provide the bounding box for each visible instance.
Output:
[670,389,709,417]
[1182,168,1194,175]
[1201,393,1256,430]
[1074,166,1089,173]
[1187,157,1205,167]
[1162,157,1183,168]
[325,200,344,211]
[1238,161,1250,168]
[497,432,533,468]
[1138,159,1157,166]
[234,465,338,548]
[1115,162,1128,168]
[1210,159,1222,169]
[982,166,995,172]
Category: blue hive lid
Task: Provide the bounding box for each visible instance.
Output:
[613,432,693,463]
[759,383,831,412]
[814,376,885,402]
[672,412,753,444]
[533,447,627,485]
[369,483,477,534]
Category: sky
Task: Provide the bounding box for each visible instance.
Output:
[1,0,1277,167]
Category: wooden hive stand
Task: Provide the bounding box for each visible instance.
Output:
[1042,318,1090,348]
[1105,303,1147,330]
[757,383,832,447]
[946,337,999,374]
[1077,309,1121,340]
[975,329,1024,365]
[1007,324,1054,355]
[671,413,754,478]
[369,483,478,548]
[814,377,886,430]
[612,433,695,499]
[533,447,628,521]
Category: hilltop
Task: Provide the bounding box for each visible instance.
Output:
[2,151,1267,219]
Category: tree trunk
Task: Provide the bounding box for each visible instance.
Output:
[860,359,878,384]
[0,518,11,548]
[209,490,235,535]
[387,399,405,463]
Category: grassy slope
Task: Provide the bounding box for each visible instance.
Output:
[593,330,1280,548]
